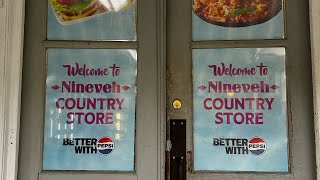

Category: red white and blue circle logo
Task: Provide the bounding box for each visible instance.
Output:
[248,137,267,155]
[96,137,115,155]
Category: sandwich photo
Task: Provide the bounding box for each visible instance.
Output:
[49,0,109,24]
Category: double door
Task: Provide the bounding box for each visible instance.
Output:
[19,0,315,179]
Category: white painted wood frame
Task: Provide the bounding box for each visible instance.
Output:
[310,0,320,179]
[0,0,25,180]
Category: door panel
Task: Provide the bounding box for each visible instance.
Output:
[18,0,160,179]
[166,0,315,179]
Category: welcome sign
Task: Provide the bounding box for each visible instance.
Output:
[193,48,288,172]
[43,49,137,171]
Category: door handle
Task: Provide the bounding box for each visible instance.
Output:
[174,156,184,180]
[170,120,186,180]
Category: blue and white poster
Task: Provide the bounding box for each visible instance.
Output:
[193,0,284,40]
[47,0,136,40]
[193,48,288,172]
[43,49,137,171]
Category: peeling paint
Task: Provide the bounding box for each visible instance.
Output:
[187,150,193,174]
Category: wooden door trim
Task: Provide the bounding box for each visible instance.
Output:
[0,0,25,180]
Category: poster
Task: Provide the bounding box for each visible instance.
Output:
[47,0,136,40]
[192,0,284,40]
[43,49,137,171]
[193,48,288,172]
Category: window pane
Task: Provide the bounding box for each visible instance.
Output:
[193,48,288,172]
[43,48,137,171]
[47,0,136,41]
[192,0,284,40]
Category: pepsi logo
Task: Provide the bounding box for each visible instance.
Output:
[248,137,267,155]
[96,137,115,155]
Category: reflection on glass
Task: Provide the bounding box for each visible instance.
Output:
[227,92,234,97]
[116,112,121,120]
[115,122,121,131]
[115,133,121,140]
[50,119,53,137]
[43,49,137,171]
[48,0,136,40]
[193,48,288,172]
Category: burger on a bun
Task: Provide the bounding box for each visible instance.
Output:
[49,0,108,22]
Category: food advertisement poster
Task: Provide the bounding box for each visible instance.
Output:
[193,48,288,172]
[47,0,136,40]
[193,0,284,40]
[43,49,137,171]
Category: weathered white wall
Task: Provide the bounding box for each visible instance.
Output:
[310,0,320,179]
[0,0,8,179]
[0,0,25,180]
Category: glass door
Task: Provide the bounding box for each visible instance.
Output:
[166,0,316,179]
[18,0,161,179]
[18,0,316,179]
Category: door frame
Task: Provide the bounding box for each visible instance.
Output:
[310,0,320,179]
[0,0,25,180]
